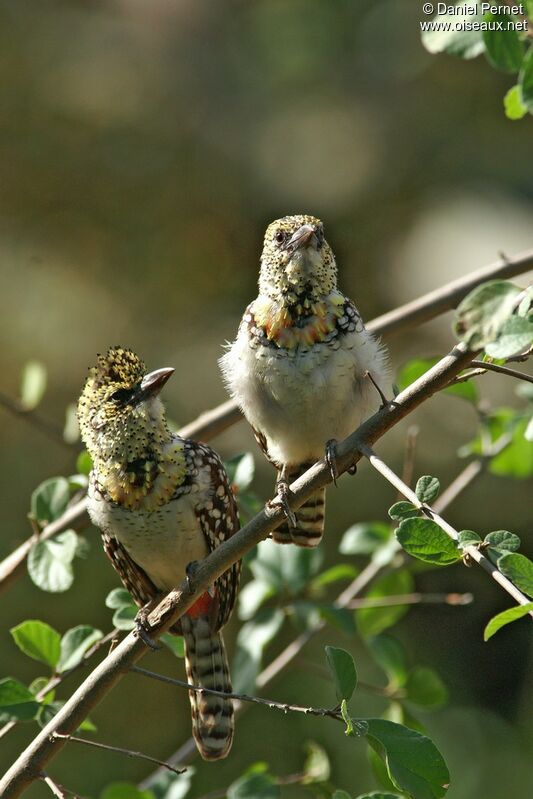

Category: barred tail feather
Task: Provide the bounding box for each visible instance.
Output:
[181,615,234,760]
[273,467,325,548]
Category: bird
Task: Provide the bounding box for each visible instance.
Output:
[77,347,241,760]
[220,214,389,548]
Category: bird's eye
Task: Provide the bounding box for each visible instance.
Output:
[274,230,286,245]
[110,387,132,404]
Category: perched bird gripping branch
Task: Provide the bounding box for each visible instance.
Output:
[78,348,241,760]
[220,214,389,547]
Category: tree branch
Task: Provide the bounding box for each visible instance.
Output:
[367,248,533,335]
[357,442,533,613]
[50,734,186,776]
[2,248,532,595]
[0,341,478,798]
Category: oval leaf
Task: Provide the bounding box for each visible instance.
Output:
[503,84,527,120]
[482,13,524,73]
[405,666,448,709]
[454,280,521,350]
[339,522,390,555]
[365,719,450,799]
[396,519,460,566]
[27,531,78,593]
[325,646,358,702]
[30,477,70,525]
[20,360,47,410]
[10,620,61,669]
[484,316,533,359]
[0,677,41,722]
[457,530,481,548]
[58,626,103,673]
[484,530,521,553]
[497,553,533,597]
[415,476,440,504]
[388,502,419,521]
[484,602,533,640]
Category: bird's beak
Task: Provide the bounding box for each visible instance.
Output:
[138,367,175,400]
[283,224,317,253]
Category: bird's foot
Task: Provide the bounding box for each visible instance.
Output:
[325,439,339,486]
[185,560,200,594]
[270,477,297,528]
[134,604,162,651]
[326,438,357,480]
[364,370,390,410]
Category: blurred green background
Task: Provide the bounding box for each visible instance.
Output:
[1,0,532,796]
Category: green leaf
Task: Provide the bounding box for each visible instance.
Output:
[498,553,533,597]
[397,357,478,403]
[105,587,134,609]
[27,530,78,592]
[113,604,137,631]
[485,316,533,358]
[160,633,185,658]
[225,452,255,491]
[484,530,521,553]
[325,646,358,702]
[0,677,40,722]
[354,793,403,799]
[365,719,450,799]
[484,602,533,640]
[368,635,408,688]
[318,605,357,636]
[310,563,359,590]
[76,450,93,476]
[490,417,533,478]
[405,666,448,709]
[20,360,47,410]
[249,538,322,595]
[457,530,481,548]
[396,519,460,566]
[303,740,331,783]
[454,280,521,350]
[357,570,414,638]
[421,5,484,59]
[415,476,440,504]
[339,522,391,555]
[519,44,533,112]
[10,620,61,669]
[227,772,280,799]
[233,608,285,693]
[482,13,524,72]
[63,403,79,444]
[388,501,419,521]
[30,477,70,525]
[340,699,368,738]
[504,84,528,119]
[238,579,276,620]
[100,783,155,799]
[57,626,103,672]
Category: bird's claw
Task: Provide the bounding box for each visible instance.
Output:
[274,479,297,528]
[325,439,339,486]
[134,606,162,651]
[185,560,199,594]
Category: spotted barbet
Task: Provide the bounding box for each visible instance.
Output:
[220,215,389,547]
[78,348,241,760]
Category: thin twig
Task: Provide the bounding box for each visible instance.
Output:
[347,591,473,609]
[450,361,533,387]
[41,774,67,799]
[357,442,533,613]
[130,667,340,720]
[50,734,186,776]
